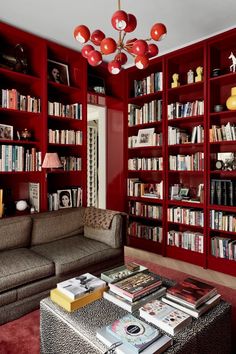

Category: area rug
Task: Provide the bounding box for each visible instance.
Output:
[0,258,235,354]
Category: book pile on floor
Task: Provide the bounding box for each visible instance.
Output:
[96,313,173,354]
[161,277,221,318]
[50,273,107,312]
[102,264,167,313]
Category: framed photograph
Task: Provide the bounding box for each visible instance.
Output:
[137,128,154,147]
[179,188,189,198]
[48,59,70,86]
[57,189,72,209]
[0,124,13,140]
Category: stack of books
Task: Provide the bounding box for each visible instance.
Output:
[139,299,192,335]
[97,313,173,354]
[50,273,107,312]
[161,277,221,318]
[103,268,167,313]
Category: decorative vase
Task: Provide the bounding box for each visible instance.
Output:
[226,87,236,110]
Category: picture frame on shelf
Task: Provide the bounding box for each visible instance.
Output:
[0,124,13,140]
[137,128,154,147]
[88,74,106,94]
[48,59,70,86]
[179,188,189,199]
[57,189,72,209]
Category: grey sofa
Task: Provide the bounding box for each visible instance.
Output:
[0,207,126,325]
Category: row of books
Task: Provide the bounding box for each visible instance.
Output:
[210,210,236,232]
[48,186,82,211]
[167,100,204,119]
[128,157,163,171]
[48,101,82,119]
[167,230,204,253]
[210,179,234,206]
[128,132,162,148]
[48,129,82,145]
[0,145,41,172]
[133,72,163,97]
[60,156,82,171]
[128,222,163,242]
[169,152,204,171]
[128,99,162,126]
[211,236,236,261]
[128,201,163,219]
[0,88,41,112]
[209,122,236,142]
[127,179,163,199]
[168,125,204,145]
[167,207,204,227]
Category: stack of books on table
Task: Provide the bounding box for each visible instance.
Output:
[50,273,107,312]
[103,268,167,313]
[161,277,221,318]
[97,313,173,354]
[139,299,192,335]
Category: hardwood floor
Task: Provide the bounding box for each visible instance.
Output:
[125,246,236,290]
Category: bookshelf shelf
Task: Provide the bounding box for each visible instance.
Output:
[127,196,163,204]
[208,205,236,212]
[167,221,204,230]
[0,67,40,84]
[168,81,204,94]
[128,91,163,104]
[168,200,204,208]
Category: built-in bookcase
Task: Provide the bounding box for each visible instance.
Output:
[125,28,236,277]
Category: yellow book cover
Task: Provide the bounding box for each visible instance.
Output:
[50,287,107,312]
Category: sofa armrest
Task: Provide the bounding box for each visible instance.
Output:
[84,212,127,248]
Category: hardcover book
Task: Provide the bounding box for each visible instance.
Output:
[109,270,162,302]
[161,293,221,318]
[105,314,161,353]
[50,286,107,312]
[101,263,147,283]
[103,287,167,313]
[139,299,192,336]
[166,277,217,308]
[57,273,106,300]
[97,326,173,354]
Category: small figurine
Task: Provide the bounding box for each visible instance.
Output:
[187,69,194,84]
[171,73,180,88]
[229,52,236,73]
[195,66,203,82]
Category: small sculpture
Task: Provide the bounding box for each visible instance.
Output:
[229,52,236,73]
[187,69,194,84]
[195,66,203,82]
[171,73,180,88]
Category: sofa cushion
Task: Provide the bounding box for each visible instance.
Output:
[31,235,122,276]
[84,214,122,248]
[17,276,58,300]
[0,289,17,307]
[31,208,85,246]
[0,248,55,292]
[0,216,32,251]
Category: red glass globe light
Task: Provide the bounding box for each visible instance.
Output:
[124,14,137,33]
[74,25,90,44]
[135,55,149,70]
[150,23,167,41]
[91,30,105,46]
[100,37,117,55]
[147,43,159,58]
[114,52,128,65]
[111,10,128,31]
[87,50,102,66]
[108,60,122,75]
[81,44,94,58]
[132,40,149,56]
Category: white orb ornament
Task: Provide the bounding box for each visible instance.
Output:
[16,200,28,211]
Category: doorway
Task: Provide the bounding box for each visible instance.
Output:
[87,104,106,209]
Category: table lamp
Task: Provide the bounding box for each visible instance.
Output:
[42,152,62,171]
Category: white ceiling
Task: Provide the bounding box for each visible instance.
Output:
[1,0,236,68]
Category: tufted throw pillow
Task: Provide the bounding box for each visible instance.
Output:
[0,216,32,251]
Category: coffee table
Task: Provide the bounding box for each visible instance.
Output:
[40,296,231,354]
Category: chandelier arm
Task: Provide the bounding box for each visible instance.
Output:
[118,0,121,11]
[123,47,135,57]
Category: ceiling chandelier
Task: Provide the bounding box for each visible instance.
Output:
[73,0,167,75]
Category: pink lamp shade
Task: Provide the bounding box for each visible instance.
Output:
[42,153,62,169]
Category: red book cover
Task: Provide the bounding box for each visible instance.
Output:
[167,277,217,306]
